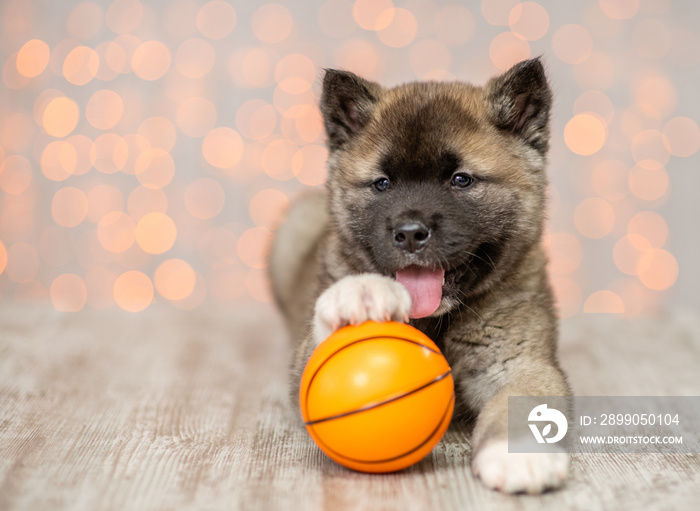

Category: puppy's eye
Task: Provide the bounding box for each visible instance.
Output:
[451,173,474,188]
[373,177,390,192]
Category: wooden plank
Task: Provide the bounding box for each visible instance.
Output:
[0,305,698,510]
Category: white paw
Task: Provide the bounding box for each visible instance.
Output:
[472,439,569,494]
[312,274,412,345]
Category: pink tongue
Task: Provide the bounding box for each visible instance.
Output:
[395,266,445,319]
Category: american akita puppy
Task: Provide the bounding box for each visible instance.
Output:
[269,58,571,493]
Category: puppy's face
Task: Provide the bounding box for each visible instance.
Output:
[321,59,552,318]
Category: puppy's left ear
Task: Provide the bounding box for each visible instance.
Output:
[485,58,552,154]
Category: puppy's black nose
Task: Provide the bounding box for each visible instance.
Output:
[393,221,431,253]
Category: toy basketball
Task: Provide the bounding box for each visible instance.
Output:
[300,321,454,473]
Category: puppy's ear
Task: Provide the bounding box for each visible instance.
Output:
[485,58,552,154]
[321,69,383,151]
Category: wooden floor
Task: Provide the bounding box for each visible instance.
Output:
[0,304,699,511]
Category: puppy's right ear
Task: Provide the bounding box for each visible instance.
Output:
[321,69,383,151]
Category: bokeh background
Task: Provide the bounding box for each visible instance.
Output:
[0,0,698,318]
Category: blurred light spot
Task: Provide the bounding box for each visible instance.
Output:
[564,114,606,156]
[132,41,170,81]
[573,91,614,124]
[283,105,323,144]
[119,133,150,175]
[377,8,417,48]
[113,34,141,73]
[184,178,225,219]
[41,141,78,181]
[86,89,123,130]
[0,195,34,240]
[135,211,176,254]
[628,163,668,201]
[335,39,381,78]
[52,187,88,227]
[318,0,356,38]
[67,2,104,40]
[433,5,475,46]
[552,24,592,64]
[3,54,31,89]
[252,3,293,43]
[208,267,246,301]
[508,2,549,41]
[292,144,328,186]
[633,71,676,119]
[237,227,272,269]
[489,32,531,71]
[229,47,275,89]
[583,290,624,313]
[198,225,242,268]
[0,240,7,275]
[113,270,153,312]
[247,268,272,303]
[127,185,168,220]
[95,41,127,80]
[631,130,669,167]
[272,87,315,116]
[613,234,651,275]
[575,197,615,239]
[164,0,199,38]
[261,139,297,180]
[106,0,144,34]
[170,271,206,310]
[611,278,658,317]
[544,231,582,275]
[155,258,196,301]
[249,189,289,229]
[0,154,32,194]
[196,0,236,40]
[627,211,667,249]
[573,52,614,90]
[93,133,129,173]
[87,184,123,223]
[63,46,99,85]
[633,19,670,59]
[410,39,452,79]
[176,96,217,138]
[5,242,39,283]
[33,89,65,126]
[43,97,80,138]
[353,0,394,30]
[202,127,244,169]
[85,267,117,309]
[134,148,175,189]
[275,54,316,94]
[592,159,628,201]
[599,0,638,19]
[50,274,87,312]
[638,249,678,291]
[662,117,700,157]
[49,39,80,76]
[550,276,581,319]
[138,116,177,151]
[2,112,35,154]
[175,38,215,79]
[481,0,519,26]
[97,211,135,253]
[236,99,277,141]
[16,39,50,77]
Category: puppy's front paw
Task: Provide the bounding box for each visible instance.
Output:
[472,439,569,494]
[312,274,412,345]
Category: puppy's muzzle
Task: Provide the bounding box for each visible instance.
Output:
[393,221,431,253]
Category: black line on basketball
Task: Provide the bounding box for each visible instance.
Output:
[305,369,452,425]
[303,334,444,423]
[311,388,456,466]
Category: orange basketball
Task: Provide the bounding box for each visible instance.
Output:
[300,321,454,473]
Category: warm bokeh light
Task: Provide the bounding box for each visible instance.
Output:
[489,32,531,72]
[50,274,87,312]
[127,186,168,220]
[592,159,629,201]
[613,234,651,276]
[236,99,277,141]
[237,227,272,269]
[138,116,177,152]
[66,2,104,40]
[575,198,615,239]
[86,90,124,130]
[662,117,700,157]
[573,91,614,124]
[106,0,144,34]
[0,240,7,275]
[573,52,615,90]
[5,242,39,283]
[627,211,668,249]
[197,0,237,40]
[252,3,294,43]
[87,184,124,223]
[353,0,394,30]
[132,41,171,81]
[564,114,607,155]
[154,258,196,301]
[318,0,357,39]
[637,249,678,291]
[185,178,226,220]
[16,39,50,78]
[0,155,33,195]
[175,38,215,79]
[335,39,382,79]
[509,2,549,41]
[481,0,519,26]
[176,97,217,138]
[113,270,153,312]
[51,187,88,228]
[628,164,669,201]
[292,144,328,186]
[631,130,670,167]
[63,46,100,86]
[377,8,417,48]
[261,139,297,180]
[633,71,676,119]
[552,24,592,64]
[93,133,129,174]
[97,211,136,253]
[249,189,289,229]
[433,5,475,46]
[134,148,175,189]
[67,135,96,175]
[43,97,80,138]
[202,127,244,169]
[545,231,583,275]
[135,212,177,254]
[583,290,624,313]
[599,0,639,19]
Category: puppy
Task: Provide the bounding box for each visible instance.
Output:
[269,58,571,493]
